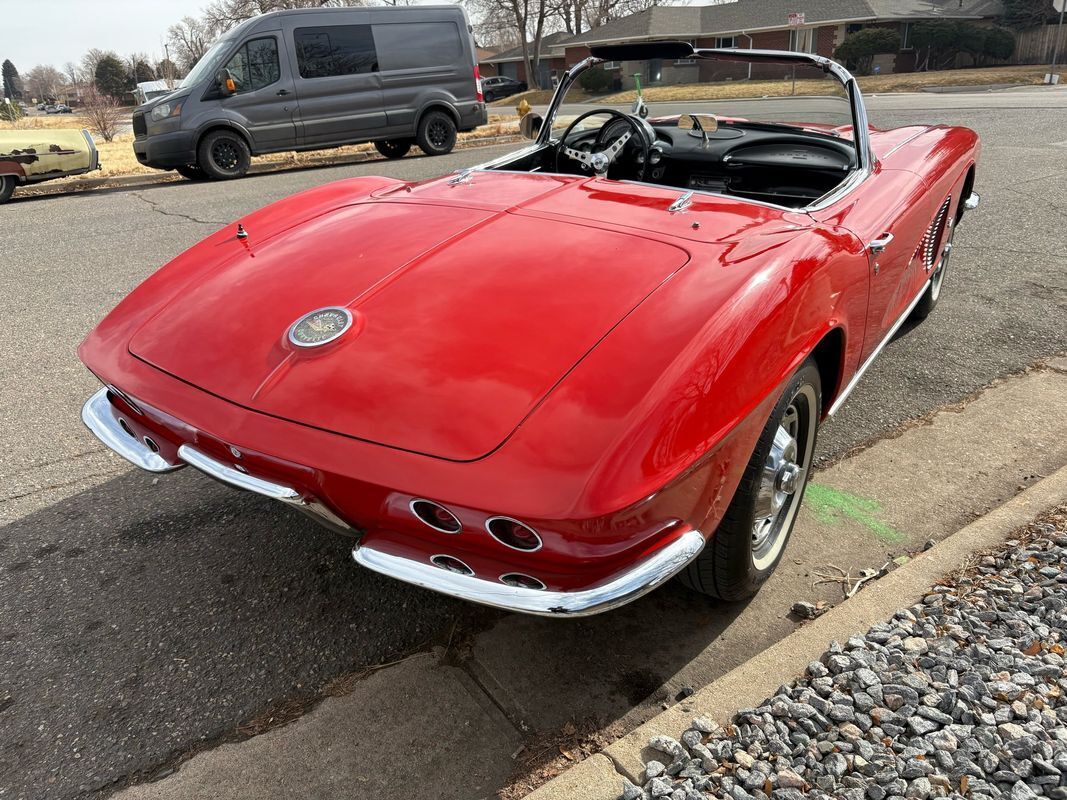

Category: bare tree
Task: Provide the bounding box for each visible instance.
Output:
[80,49,107,87]
[167,16,217,72]
[24,64,65,101]
[468,0,552,88]
[82,89,125,142]
[202,0,365,32]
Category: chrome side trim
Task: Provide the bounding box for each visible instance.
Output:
[352,527,705,617]
[827,279,932,417]
[178,445,301,502]
[82,388,183,473]
[963,192,980,211]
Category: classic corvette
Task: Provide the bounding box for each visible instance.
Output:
[79,43,980,616]
[0,128,99,203]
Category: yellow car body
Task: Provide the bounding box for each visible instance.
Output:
[0,128,99,202]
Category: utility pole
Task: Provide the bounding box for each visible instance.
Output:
[1050,0,1066,84]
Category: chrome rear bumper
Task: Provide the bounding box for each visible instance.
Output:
[82,388,182,473]
[352,528,706,617]
[83,386,706,615]
[81,387,353,533]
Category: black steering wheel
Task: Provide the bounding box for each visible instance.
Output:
[555,109,651,181]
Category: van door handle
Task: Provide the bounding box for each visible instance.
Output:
[276,89,290,96]
[868,233,894,255]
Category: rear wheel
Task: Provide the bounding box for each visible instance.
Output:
[175,164,209,181]
[681,360,821,601]
[416,110,457,156]
[374,139,413,159]
[0,175,16,203]
[197,130,251,180]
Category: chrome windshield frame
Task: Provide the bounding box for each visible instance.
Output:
[533,44,873,209]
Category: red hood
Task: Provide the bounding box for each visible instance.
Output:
[128,176,695,461]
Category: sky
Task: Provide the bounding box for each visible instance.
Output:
[3,0,201,72]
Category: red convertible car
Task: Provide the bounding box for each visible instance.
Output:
[80,43,979,616]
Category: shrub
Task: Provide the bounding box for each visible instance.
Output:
[835,28,902,75]
[579,67,612,94]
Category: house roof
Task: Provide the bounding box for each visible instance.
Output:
[484,32,574,63]
[864,0,1004,19]
[562,1,877,47]
[561,0,1005,47]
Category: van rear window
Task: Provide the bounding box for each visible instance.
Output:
[295,25,378,78]
[373,22,463,71]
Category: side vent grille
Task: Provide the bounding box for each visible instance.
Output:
[921,198,952,271]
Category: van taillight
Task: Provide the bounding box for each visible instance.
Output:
[474,66,484,103]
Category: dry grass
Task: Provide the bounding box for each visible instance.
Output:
[597,64,1050,104]
[3,113,520,186]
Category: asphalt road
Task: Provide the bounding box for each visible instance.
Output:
[1,90,1066,800]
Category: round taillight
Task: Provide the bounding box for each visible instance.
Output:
[485,517,542,552]
[430,555,473,575]
[499,573,546,590]
[410,499,462,533]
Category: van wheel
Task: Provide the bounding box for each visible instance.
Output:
[374,139,413,159]
[175,165,209,181]
[0,175,16,203]
[416,110,457,156]
[197,130,251,180]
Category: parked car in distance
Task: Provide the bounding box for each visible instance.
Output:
[44,105,56,114]
[54,104,73,114]
[482,75,527,102]
[36,103,46,111]
[131,5,487,181]
[80,43,979,616]
[0,128,99,203]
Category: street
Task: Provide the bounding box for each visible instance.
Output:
[1,88,1066,800]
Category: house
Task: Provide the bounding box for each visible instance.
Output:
[481,32,574,86]
[476,47,500,77]
[557,0,1005,82]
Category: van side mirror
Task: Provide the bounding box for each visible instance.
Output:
[216,69,237,97]
[519,112,542,140]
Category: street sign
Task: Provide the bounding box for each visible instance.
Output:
[1054,0,1065,13]
[788,12,805,26]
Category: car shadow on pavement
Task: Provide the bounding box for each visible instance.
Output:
[0,466,745,800]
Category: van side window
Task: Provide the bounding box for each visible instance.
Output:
[295,25,378,78]
[224,37,281,93]
[372,22,462,71]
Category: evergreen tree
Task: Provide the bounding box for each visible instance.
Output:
[94,54,130,98]
[2,59,22,99]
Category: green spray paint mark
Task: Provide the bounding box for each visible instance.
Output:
[804,483,905,544]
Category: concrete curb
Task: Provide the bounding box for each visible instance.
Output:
[17,134,522,200]
[526,462,1067,799]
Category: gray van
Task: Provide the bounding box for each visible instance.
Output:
[132,6,487,180]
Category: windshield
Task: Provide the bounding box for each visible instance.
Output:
[178,38,235,89]
[551,57,853,143]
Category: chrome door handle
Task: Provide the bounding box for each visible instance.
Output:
[868,233,894,254]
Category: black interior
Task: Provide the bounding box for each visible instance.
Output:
[491,111,858,210]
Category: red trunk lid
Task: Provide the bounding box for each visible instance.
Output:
[129,193,690,460]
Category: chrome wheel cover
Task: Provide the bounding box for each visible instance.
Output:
[929,221,956,303]
[751,384,817,570]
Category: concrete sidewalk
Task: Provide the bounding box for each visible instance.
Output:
[111,365,1067,800]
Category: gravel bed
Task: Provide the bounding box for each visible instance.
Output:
[619,513,1067,800]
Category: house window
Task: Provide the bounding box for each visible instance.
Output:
[715,36,736,49]
[901,22,913,50]
[599,60,620,70]
[789,27,816,54]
